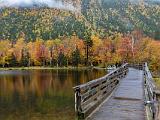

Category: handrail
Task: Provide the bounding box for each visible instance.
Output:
[73,63,129,119]
[73,62,159,119]
[143,62,159,120]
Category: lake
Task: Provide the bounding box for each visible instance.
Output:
[0,69,106,120]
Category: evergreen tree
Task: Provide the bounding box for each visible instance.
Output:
[8,53,17,67]
[72,47,80,67]
[58,51,67,67]
[21,49,30,67]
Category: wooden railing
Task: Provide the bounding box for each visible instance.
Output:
[143,63,160,120]
[73,63,129,119]
[73,62,159,119]
[128,63,144,70]
[130,62,160,120]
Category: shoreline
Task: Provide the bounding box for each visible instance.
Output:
[0,66,92,70]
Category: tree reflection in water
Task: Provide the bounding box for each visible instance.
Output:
[0,69,106,120]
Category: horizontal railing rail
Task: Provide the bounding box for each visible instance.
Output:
[73,63,129,119]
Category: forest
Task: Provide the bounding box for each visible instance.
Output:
[0,0,160,73]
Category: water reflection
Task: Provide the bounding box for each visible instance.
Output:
[0,69,106,120]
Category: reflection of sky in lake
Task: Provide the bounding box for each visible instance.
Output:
[0,70,30,76]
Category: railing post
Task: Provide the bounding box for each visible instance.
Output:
[154,92,159,120]
[74,87,82,115]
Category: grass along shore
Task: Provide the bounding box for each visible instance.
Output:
[0,66,92,70]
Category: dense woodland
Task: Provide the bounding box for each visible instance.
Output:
[0,0,160,73]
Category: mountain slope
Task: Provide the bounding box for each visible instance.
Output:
[81,0,160,39]
[0,0,160,41]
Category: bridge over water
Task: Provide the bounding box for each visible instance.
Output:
[73,63,160,120]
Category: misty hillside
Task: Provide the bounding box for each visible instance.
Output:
[82,0,160,39]
[0,0,160,41]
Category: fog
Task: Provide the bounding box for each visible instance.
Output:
[0,0,77,11]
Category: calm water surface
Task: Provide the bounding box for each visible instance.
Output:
[0,69,106,120]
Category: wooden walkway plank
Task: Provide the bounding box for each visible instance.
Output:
[88,68,145,120]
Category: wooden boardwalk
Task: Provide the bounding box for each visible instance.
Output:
[88,68,146,120]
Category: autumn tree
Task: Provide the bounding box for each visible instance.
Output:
[45,40,55,66]
[13,33,26,65]
[0,40,11,67]
[53,39,63,67]
[90,34,102,65]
